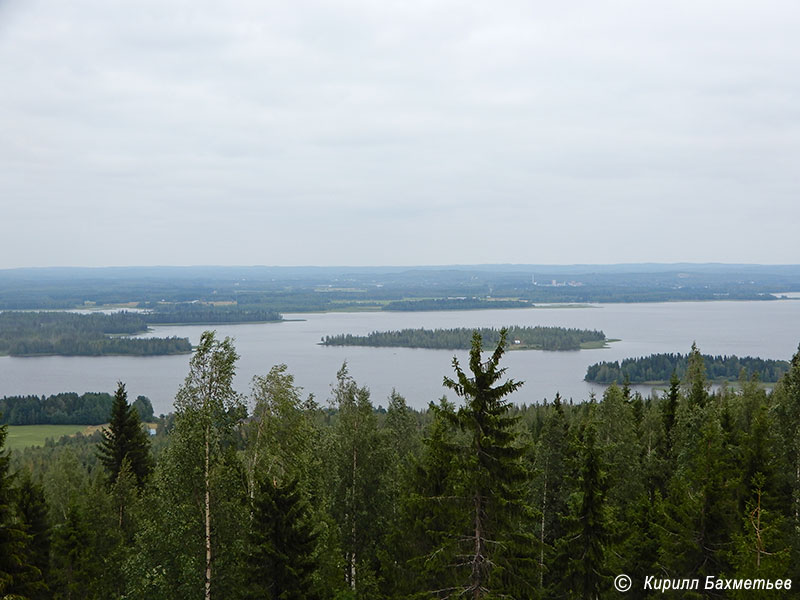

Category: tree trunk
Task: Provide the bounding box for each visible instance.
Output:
[540,469,548,591]
[205,424,212,600]
[471,492,485,599]
[350,443,357,590]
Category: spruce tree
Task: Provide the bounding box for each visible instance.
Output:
[773,345,800,549]
[557,423,610,600]
[662,370,680,455]
[1,422,47,599]
[96,382,153,488]
[533,393,571,595]
[50,502,93,600]
[244,476,319,600]
[441,328,536,599]
[397,398,461,598]
[16,471,51,599]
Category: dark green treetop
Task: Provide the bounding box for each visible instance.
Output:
[97,382,153,488]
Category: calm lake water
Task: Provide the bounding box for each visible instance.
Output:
[1,300,799,415]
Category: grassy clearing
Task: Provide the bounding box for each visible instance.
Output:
[4,424,99,450]
[580,338,621,350]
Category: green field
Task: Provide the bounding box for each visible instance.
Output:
[4,424,96,450]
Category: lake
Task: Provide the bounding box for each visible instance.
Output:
[1,300,798,415]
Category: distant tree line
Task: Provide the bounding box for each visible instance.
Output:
[585,351,790,383]
[322,325,606,351]
[144,303,282,324]
[0,311,191,356]
[382,298,532,311]
[0,392,153,425]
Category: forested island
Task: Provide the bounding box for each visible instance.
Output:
[585,350,790,383]
[0,312,191,356]
[142,303,282,324]
[0,391,154,425]
[0,304,284,357]
[1,331,799,598]
[322,325,609,351]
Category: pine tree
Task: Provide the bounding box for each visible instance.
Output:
[96,382,153,488]
[244,476,319,600]
[441,328,536,599]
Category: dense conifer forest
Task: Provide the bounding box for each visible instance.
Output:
[0,392,154,426]
[0,312,191,357]
[1,330,799,598]
[322,326,607,351]
[0,305,282,357]
[585,350,790,383]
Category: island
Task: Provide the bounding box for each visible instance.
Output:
[0,304,285,357]
[585,352,790,384]
[0,311,191,356]
[321,326,610,351]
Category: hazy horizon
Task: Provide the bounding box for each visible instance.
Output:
[3,261,800,271]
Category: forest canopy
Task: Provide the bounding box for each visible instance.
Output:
[0,391,154,425]
[2,334,799,599]
[0,311,191,356]
[322,325,608,351]
[585,352,790,383]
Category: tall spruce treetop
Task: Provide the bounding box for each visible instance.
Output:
[97,382,153,488]
[442,328,534,599]
[685,342,709,408]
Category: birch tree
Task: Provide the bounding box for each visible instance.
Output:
[173,331,246,600]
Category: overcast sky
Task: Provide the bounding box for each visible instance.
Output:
[1,1,798,268]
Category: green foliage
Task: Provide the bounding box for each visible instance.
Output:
[326,365,391,597]
[382,298,532,311]
[0,311,191,356]
[1,423,44,598]
[437,328,537,598]
[586,351,789,384]
[15,471,51,599]
[96,382,153,488]
[530,394,573,595]
[245,365,319,495]
[132,395,155,422]
[0,393,114,426]
[145,303,282,324]
[3,329,800,600]
[323,325,606,351]
[557,423,610,600]
[244,476,320,600]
